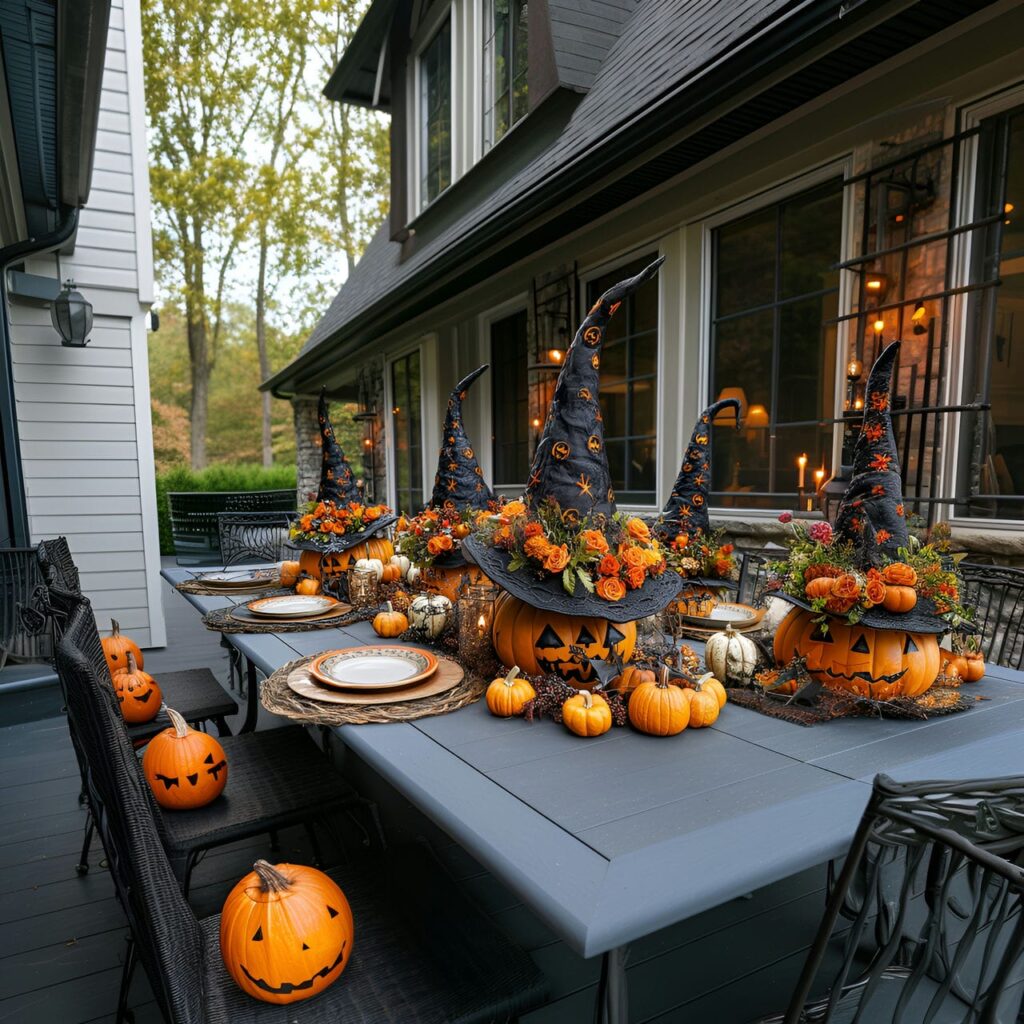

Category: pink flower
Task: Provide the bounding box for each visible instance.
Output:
[778,511,793,524]
[808,521,833,545]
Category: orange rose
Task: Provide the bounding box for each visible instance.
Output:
[503,500,526,518]
[475,510,492,526]
[714,558,733,578]
[524,522,544,538]
[864,578,886,607]
[524,535,551,561]
[626,517,650,542]
[831,573,862,600]
[544,544,570,573]
[804,564,842,582]
[363,506,381,522]
[824,595,857,614]
[625,564,646,590]
[619,544,647,569]
[596,576,627,602]
[642,545,662,567]
[583,530,609,554]
[882,562,917,587]
[426,535,453,556]
[494,524,513,546]
[598,554,620,576]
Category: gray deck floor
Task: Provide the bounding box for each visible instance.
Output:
[0,566,829,1022]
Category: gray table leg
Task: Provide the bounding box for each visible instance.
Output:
[241,657,260,733]
[596,945,629,1024]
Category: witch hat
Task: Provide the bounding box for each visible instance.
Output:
[464,257,680,618]
[429,365,495,510]
[658,397,740,540]
[316,388,361,506]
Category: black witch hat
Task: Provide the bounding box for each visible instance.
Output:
[430,365,496,511]
[777,342,944,632]
[464,258,680,618]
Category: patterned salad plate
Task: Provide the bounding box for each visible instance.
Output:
[246,594,339,619]
[310,646,439,691]
[196,568,279,589]
[677,602,765,629]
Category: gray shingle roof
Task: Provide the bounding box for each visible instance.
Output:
[548,0,640,91]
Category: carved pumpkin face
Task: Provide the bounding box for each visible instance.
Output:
[492,592,636,687]
[220,861,354,1005]
[142,708,228,809]
[101,619,143,678]
[773,608,940,700]
[298,538,393,582]
[112,653,162,724]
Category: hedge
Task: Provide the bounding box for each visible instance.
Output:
[156,463,297,554]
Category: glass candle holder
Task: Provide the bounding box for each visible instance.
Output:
[347,566,379,610]
[457,583,498,670]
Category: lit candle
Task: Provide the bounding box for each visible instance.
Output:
[797,453,807,490]
[477,613,486,638]
[873,318,885,334]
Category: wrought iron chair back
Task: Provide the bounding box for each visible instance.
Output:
[779,773,1024,1024]
[958,563,1024,670]
[0,546,51,668]
[36,536,82,594]
[217,510,293,566]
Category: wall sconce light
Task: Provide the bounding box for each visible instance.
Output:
[50,279,93,347]
[1005,201,1014,225]
[911,302,928,335]
[546,348,564,365]
[846,359,863,381]
[872,317,885,335]
[863,271,889,299]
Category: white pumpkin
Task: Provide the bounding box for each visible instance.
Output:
[390,554,412,579]
[409,594,452,639]
[704,624,758,685]
[406,566,422,586]
[354,557,384,581]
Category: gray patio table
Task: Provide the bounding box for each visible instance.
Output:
[162,566,1024,1022]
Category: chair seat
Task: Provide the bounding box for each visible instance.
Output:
[126,668,238,742]
[158,726,355,852]
[200,844,546,1024]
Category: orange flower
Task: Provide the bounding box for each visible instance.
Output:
[875,529,892,544]
[864,578,886,607]
[625,564,646,590]
[642,545,662,567]
[715,558,733,578]
[869,453,892,472]
[626,517,651,541]
[363,506,381,522]
[863,423,884,443]
[596,576,626,601]
[870,391,890,410]
[673,532,690,551]
[524,522,544,538]
[427,535,454,556]
[475,510,492,526]
[598,554,621,576]
[831,573,862,600]
[618,544,647,569]
[544,544,570,573]
[300,515,314,531]
[882,562,917,586]
[494,524,513,546]
[825,595,857,614]
[502,500,526,518]
[524,535,552,560]
[583,530,609,554]
[720,543,734,555]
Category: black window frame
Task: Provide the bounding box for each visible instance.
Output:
[483,0,528,152]
[489,308,530,487]
[418,13,452,208]
[390,349,424,513]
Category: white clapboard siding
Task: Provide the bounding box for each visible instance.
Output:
[9,0,163,647]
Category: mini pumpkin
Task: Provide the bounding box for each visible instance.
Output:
[562,690,612,737]
[380,563,402,584]
[704,625,758,686]
[486,666,536,718]
[682,676,721,728]
[142,706,228,809]
[220,860,353,1005]
[697,672,728,709]
[102,619,143,677]
[295,577,321,596]
[628,668,689,736]
[882,585,917,613]
[611,664,656,695]
[355,557,385,582]
[279,561,302,587]
[372,602,408,638]
[408,593,452,639]
[112,652,162,723]
[299,538,394,582]
[804,577,835,601]
[389,554,412,578]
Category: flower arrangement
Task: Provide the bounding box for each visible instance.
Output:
[768,514,969,626]
[395,503,494,567]
[290,500,393,545]
[662,527,737,582]
[473,498,668,602]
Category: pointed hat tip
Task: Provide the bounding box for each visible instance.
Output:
[453,364,489,395]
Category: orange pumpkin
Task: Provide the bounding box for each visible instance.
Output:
[804,577,835,601]
[628,671,689,736]
[380,564,401,584]
[882,585,917,613]
[112,652,162,723]
[421,563,491,603]
[142,707,228,809]
[492,592,635,687]
[962,651,985,682]
[882,562,918,587]
[102,619,143,677]
[681,678,720,728]
[295,577,321,596]
[220,860,353,1005]
[372,602,408,638]
[299,538,394,582]
[485,666,536,717]
[562,690,612,737]
[697,672,728,709]
[279,561,301,587]
[774,608,939,700]
[611,664,656,695]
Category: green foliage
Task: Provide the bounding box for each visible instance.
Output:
[155,463,297,554]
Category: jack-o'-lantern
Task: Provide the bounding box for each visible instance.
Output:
[421,563,491,603]
[298,538,393,582]
[220,860,353,1005]
[112,652,162,723]
[142,707,228,809]
[101,619,143,677]
[672,585,721,618]
[492,592,635,687]
[774,608,939,700]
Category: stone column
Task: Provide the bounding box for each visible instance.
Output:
[292,395,320,506]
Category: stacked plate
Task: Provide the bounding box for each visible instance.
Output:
[247,594,341,619]
[194,568,280,592]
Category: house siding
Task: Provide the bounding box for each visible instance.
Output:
[8,0,165,646]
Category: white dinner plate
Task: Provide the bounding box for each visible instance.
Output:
[246,594,339,618]
[310,647,438,691]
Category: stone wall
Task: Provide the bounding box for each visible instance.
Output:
[293,396,321,505]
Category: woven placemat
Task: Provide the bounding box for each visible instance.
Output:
[201,605,375,634]
[261,655,486,725]
[175,578,282,597]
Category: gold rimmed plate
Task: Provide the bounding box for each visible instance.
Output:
[288,658,463,706]
[310,646,439,691]
[677,602,765,629]
[196,568,279,589]
[247,594,339,619]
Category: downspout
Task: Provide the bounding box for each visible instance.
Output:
[0,204,79,546]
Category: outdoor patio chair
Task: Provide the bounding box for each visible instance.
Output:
[763,773,1024,1023]
[169,490,297,565]
[36,537,240,741]
[53,592,372,892]
[0,546,51,668]
[958,562,1024,670]
[217,510,293,566]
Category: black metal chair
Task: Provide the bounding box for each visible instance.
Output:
[958,562,1024,670]
[764,773,1024,1023]
[55,608,546,1024]
[52,592,366,891]
[169,490,296,565]
[0,546,51,668]
[217,511,293,566]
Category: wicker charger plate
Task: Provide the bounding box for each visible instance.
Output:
[261,655,485,725]
[176,578,282,597]
[202,603,368,634]
[289,658,461,705]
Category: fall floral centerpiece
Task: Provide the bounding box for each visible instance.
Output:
[290,500,394,547]
[395,504,491,567]
[663,528,738,585]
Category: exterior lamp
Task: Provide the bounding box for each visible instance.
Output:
[863,271,889,299]
[846,359,863,381]
[911,302,928,335]
[50,279,93,347]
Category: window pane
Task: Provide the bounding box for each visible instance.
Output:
[780,184,844,298]
[421,17,451,205]
[715,207,776,314]
[391,351,423,512]
[484,0,527,149]
[491,309,529,485]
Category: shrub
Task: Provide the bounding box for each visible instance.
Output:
[156,463,297,554]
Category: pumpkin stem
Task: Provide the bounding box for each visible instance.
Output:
[581,689,593,708]
[253,859,293,894]
[111,619,121,637]
[385,601,393,613]
[504,666,520,686]
[125,650,137,674]
[658,664,670,688]
[165,707,190,738]
[696,671,715,691]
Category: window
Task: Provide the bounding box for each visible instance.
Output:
[490,309,529,484]
[586,254,659,505]
[957,104,1024,521]
[419,16,452,207]
[391,351,423,511]
[709,180,843,509]
[483,0,527,151]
